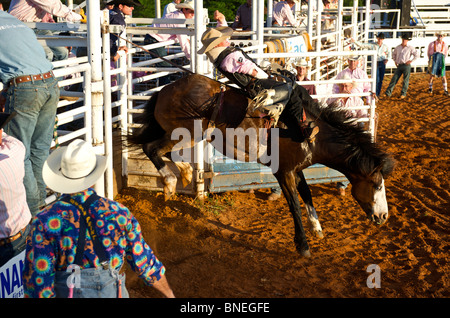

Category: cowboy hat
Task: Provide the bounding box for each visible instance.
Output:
[348,54,360,61]
[42,139,108,194]
[176,0,195,11]
[109,0,141,7]
[293,58,310,68]
[435,31,446,37]
[401,33,412,40]
[0,112,16,131]
[197,26,234,54]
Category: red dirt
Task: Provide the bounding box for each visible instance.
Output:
[115,72,449,298]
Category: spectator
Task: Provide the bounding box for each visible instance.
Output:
[427,31,448,96]
[0,113,32,268]
[292,58,317,96]
[328,75,367,196]
[384,33,418,99]
[109,0,141,62]
[273,0,301,28]
[332,55,372,101]
[198,26,319,143]
[23,139,175,298]
[351,32,390,97]
[232,0,252,31]
[0,11,59,216]
[8,0,82,62]
[163,0,181,18]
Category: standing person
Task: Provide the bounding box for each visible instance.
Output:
[351,32,391,97]
[23,139,175,298]
[273,0,301,28]
[0,113,32,268]
[162,0,181,17]
[0,11,59,216]
[232,0,252,31]
[292,58,317,96]
[8,0,82,62]
[384,33,419,99]
[427,31,448,96]
[109,0,141,62]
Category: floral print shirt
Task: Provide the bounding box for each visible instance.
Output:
[23,189,165,298]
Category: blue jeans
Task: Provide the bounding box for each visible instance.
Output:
[4,76,59,215]
[376,60,387,97]
[385,64,411,97]
[54,267,129,298]
[0,225,30,268]
[34,29,68,62]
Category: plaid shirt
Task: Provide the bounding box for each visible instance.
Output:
[23,189,166,298]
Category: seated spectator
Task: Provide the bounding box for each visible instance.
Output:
[23,139,175,298]
[0,112,32,268]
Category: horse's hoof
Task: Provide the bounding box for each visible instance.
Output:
[301,249,311,258]
[314,230,324,239]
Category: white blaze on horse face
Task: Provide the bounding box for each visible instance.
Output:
[373,178,388,219]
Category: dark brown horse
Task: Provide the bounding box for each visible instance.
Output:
[129,73,395,257]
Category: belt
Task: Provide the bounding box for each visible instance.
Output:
[0,225,28,247]
[9,71,54,86]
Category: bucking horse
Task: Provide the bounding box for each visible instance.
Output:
[128,73,395,257]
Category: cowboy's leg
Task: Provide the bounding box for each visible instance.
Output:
[385,66,402,96]
[400,64,411,96]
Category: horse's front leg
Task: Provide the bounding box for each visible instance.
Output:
[277,171,311,257]
[296,171,323,239]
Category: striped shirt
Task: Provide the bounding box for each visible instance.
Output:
[273,1,300,27]
[0,133,32,239]
[392,44,419,65]
[8,0,81,22]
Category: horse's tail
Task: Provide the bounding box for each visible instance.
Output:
[127,92,166,146]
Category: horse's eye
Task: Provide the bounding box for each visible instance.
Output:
[375,185,382,191]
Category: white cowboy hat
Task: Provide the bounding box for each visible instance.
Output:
[293,58,310,68]
[435,31,446,36]
[42,139,108,194]
[348,54,360,61]
[176,0,194,11]
[197,26,234,54]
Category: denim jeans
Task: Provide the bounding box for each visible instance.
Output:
[376,60,386,97]
[0,225,30,268]
[4,76,59,215]
[34,29,68,62]
[385,64,411,97]
[54,267,129,298]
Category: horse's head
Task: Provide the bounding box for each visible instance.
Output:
[348,157,395,225]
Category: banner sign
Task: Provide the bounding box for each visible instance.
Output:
[0,251,26,298]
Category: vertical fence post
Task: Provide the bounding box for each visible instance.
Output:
[87,0,105,196]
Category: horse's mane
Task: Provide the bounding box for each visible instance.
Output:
[304,100,395,178]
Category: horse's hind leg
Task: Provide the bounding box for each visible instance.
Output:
[296,171,323,239]
[165,153,193,188]
[142,136,178,200]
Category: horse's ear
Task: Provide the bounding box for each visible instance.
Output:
[380,155,396,178]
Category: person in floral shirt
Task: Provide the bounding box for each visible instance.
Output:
[23,139,175,298]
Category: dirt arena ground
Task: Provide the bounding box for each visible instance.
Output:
[115,72,449,298]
